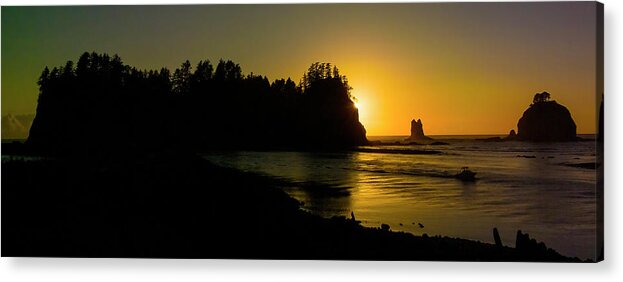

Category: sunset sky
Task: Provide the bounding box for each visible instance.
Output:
[2,2,599,136]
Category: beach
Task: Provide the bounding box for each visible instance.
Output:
[1,147,585,261]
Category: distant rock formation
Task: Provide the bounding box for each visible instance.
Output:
[511,92,577,142]
[1,114,34,139]
[406,118,432,141]
[504,129,518,141]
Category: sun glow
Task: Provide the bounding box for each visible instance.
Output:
[350,86,374,131]
[353,98,368,127]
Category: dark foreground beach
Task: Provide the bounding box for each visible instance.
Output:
[1,146,587,262]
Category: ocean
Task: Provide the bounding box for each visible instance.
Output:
[202,135,599,260]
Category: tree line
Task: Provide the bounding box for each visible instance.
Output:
[27,52,367,155]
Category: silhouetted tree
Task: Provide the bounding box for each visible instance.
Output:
[271,78,298,96]
[173,60,192,95]
[191,60,213,85]
[214,59,242,82]
[532,91,551,105]
[37,67,50,92]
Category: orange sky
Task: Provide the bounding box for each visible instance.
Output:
[2,3,599,136]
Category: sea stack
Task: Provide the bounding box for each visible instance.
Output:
[406,118,432,141]
[512,92,577,142]
[504,129,518,141]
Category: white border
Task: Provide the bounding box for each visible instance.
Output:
[1,0,621,281]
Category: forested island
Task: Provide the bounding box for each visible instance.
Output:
[26,52,367,156]
[511,92,578,142]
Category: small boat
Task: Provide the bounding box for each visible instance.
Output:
[455,167,477,181]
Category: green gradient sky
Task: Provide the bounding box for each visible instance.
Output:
[1,3,599,135]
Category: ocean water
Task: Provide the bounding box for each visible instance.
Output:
[203,135,599,260]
